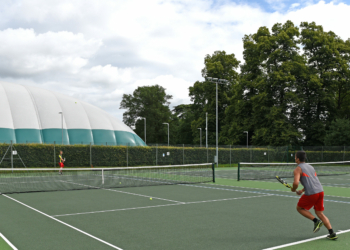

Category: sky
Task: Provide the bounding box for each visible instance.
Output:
[0,0,350,121]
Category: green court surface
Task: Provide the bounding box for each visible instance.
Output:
[0,169,349,249]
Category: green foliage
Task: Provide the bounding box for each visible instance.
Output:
[120,85,172,144]
[324,119,350,146]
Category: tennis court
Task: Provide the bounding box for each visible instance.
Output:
[0,164,349,249]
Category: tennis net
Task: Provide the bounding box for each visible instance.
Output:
[238,161,350,180]
[0,163,214,194]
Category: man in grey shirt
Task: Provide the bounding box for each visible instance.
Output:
[291,151,337,240]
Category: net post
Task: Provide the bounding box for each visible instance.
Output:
[237,162,240,181]
[102,169,104,185]
[287,145,289,164]
[90,142,92,167]
[230,145,231,168]
[183,144,184,164]
[127,143,129,167]
[212,163,215,183]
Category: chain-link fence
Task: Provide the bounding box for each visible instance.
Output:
[0,141,349,169]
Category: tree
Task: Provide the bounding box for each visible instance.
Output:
[120,85,172,144]
[223,21,302,146]
[299,22,350,145]
[324,119,350,146]
[189,51,240,145]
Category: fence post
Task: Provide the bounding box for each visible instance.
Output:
[230,145,231,167]
[54,141,56,168]
[127,143,129,167]
[183,144,184,165]
[90,142,92,167]
[322,146,323,162]
[11,140,13,172]
[344,145,345,161]
[156,144,158,166]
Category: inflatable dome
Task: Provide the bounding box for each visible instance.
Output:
[0,81,146,146]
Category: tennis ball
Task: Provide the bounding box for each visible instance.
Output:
[119,182,121,184]
[75,102,77,104]
[150,198,152,200]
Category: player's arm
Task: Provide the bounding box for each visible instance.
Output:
[291,166,302,192]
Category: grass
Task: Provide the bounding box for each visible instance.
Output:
[0,235,14,250]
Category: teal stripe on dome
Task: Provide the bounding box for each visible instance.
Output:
[92,130,116,145]
[42,129,69,145]
[0,128,16,143]
[0,128,145,146]
[15,129,42,144]
[68,129,93,145]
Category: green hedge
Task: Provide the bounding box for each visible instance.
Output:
[0,143,348,168]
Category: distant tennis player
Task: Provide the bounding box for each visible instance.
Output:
[58,151,65,175]
[292,151,337,240]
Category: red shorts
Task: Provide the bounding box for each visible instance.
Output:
[297,191,324,211]
[59,162,64,168]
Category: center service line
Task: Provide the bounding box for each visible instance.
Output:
[3,194,123,250]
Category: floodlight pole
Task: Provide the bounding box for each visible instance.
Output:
[163,123,169,146]
[244,131,248,148]
[206,112,208,148]
[197,128,202,147]
[59,112,63,145]
[142,117,146,144]
[206,77,228,169]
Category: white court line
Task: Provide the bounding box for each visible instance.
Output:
[52,194,271,217]
[182,184,350,204]
[60,180,181,203]
[0,233,18,250]
[262,229,350,249]
[205,183,350,199]
[2,194,123,250]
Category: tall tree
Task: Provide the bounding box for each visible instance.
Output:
[120,85,172,144]
[189,51,240,145]
[223,21,302,146]
[299,22,350,145]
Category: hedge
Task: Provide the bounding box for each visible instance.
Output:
[0,143,348,168]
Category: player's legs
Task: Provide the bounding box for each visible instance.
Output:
[296,206,315,220]
[315,210,331,229]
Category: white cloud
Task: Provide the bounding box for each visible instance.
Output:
[0,0,349,121]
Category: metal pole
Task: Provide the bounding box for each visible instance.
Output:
[230,145,231,168]
[183,144,184,164]
[11,140,13,171]
[90,142,92,167]
[247,132,248,148]
[216,82,218,168]
[206,112,208,148]
[168,124,169,147]
[144,118,146,144]
[127,143,128,167]
[156,144,158,166]
[54,141,56,167]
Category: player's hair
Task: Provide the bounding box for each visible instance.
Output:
[296,151,306,162]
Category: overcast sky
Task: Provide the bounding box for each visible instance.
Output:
[1,0,349,121]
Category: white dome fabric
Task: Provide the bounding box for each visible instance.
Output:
[0,81,145,146]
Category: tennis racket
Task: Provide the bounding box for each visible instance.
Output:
[275,176,292,189]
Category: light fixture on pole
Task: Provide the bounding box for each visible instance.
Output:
[244,131,248,148]
[197,128,202,147]
[163,123,169,146]
[206,77,229,168]
[58,112,63,145]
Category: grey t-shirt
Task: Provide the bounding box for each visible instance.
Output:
[298,163,323,195]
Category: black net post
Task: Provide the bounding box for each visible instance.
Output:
[237,162,240,181]
[212,163,215,183]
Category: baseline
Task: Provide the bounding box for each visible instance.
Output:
[0,233,18,250]
[2,194,123,250]
[262,229,350,249]
[182,184,350,204]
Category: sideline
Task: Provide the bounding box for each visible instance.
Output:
[3,194,123,250]
[0,233,18,250]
